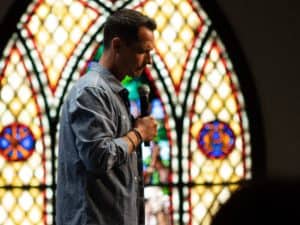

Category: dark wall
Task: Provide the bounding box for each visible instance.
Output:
[1,0,300,177]
[0,1,12,21]
[216,0,300,177]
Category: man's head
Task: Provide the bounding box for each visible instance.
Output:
[102,9,157,79]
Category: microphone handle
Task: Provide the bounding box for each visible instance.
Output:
[140,95,150,146]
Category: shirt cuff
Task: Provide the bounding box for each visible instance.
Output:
[113,137,129,153]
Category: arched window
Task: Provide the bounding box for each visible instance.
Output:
[0,0,264,224]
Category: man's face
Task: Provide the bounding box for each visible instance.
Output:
[117,26,155,78]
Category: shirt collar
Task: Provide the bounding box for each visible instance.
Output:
[88,61,126,94]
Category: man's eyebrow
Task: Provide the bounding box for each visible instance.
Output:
[144,47,152,51]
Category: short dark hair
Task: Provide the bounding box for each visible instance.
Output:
[103,9,156,49]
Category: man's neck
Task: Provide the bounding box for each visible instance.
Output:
[99,52,124,81]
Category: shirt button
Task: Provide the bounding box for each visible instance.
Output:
[134,176,138,182]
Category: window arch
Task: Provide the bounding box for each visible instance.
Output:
[0,0,264,225]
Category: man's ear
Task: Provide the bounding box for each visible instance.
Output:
[111,37,121,53]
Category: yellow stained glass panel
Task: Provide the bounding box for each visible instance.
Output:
[140,0,204,89]
[25,0,99,92]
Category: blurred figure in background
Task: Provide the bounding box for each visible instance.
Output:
[144,143,170,225]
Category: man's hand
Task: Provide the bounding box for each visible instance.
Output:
[134,116,157,142]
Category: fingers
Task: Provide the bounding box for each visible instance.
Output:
[134,116,158,141]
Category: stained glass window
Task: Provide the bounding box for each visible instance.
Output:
[0,0,258,225]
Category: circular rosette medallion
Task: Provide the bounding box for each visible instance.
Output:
[0,123,35,161]
[198,120,235,159]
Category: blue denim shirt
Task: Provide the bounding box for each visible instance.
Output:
[56,62,144,225]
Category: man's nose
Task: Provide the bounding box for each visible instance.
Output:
[145,52,152,65]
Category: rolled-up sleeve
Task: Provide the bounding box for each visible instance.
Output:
[68,86,130,174]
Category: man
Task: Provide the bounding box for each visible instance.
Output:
[56,9,157,225]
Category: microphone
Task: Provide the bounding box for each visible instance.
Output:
[138,84,150,146]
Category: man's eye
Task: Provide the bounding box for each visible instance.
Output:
[137,50,146,54]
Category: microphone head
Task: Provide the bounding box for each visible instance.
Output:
[138,84,150,97]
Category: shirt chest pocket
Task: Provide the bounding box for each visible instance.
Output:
[109,93,131,135]
[115,109,132,136]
